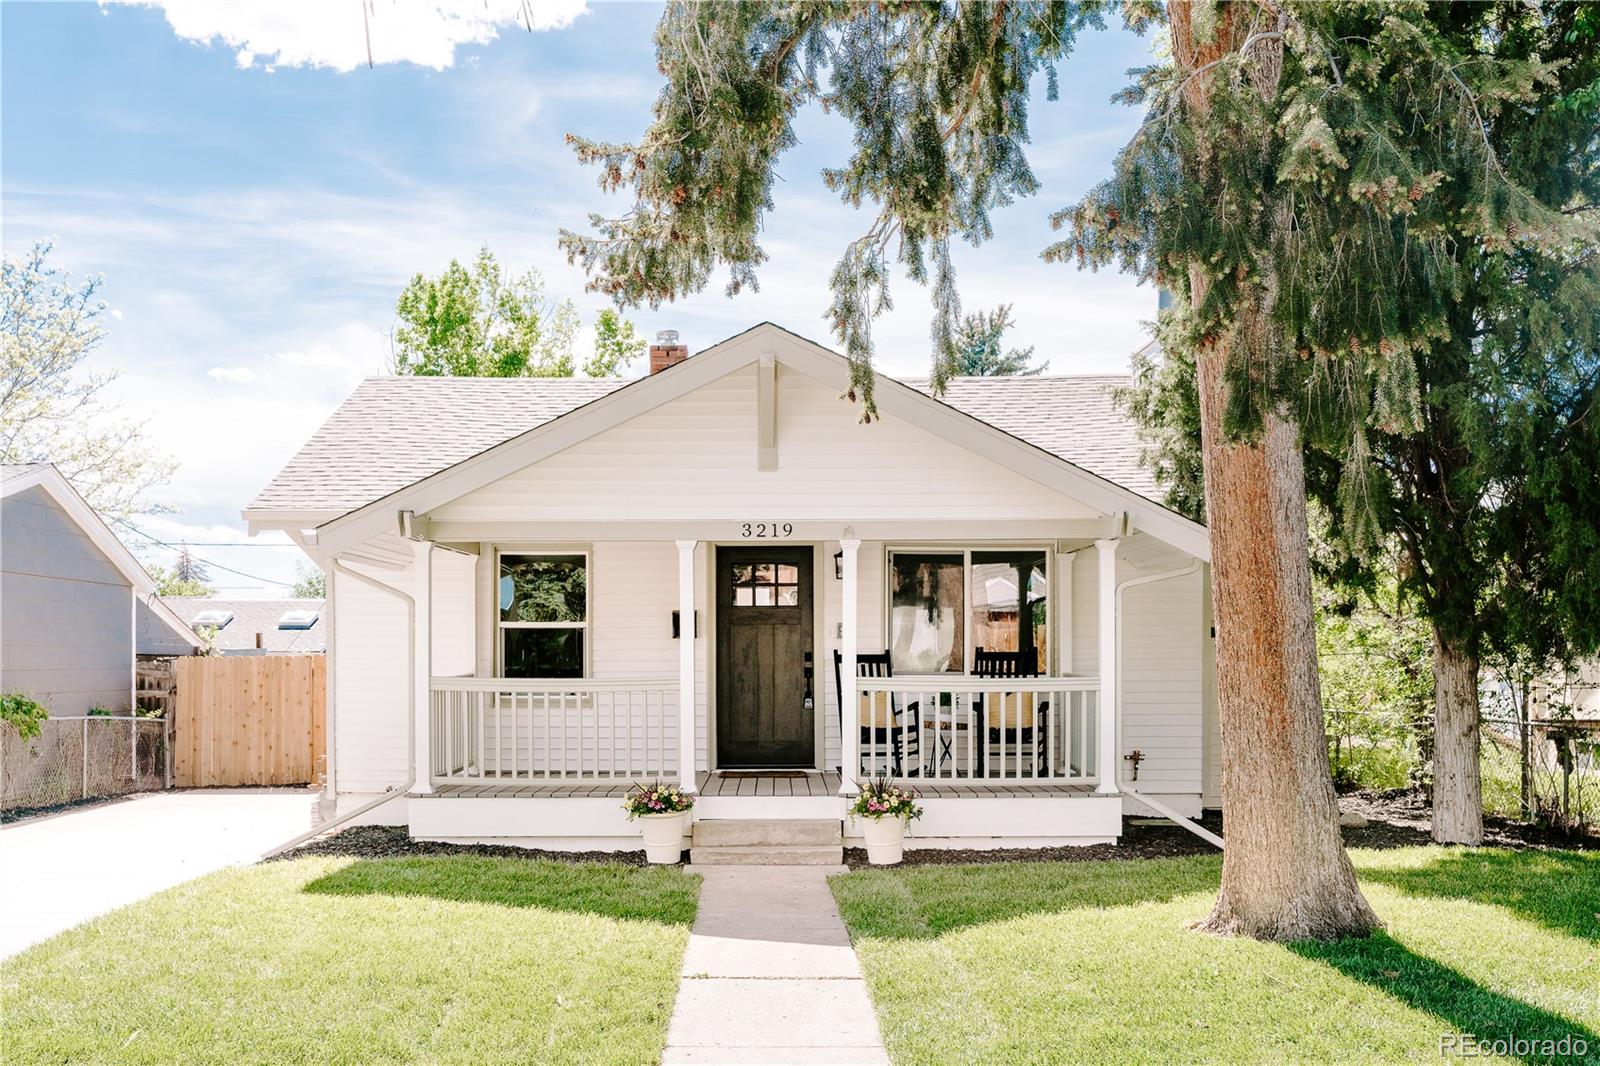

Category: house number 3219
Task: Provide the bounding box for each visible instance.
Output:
[740,522,793,538]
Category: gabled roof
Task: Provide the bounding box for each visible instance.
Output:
[905,376,1158,502]
[2,463,201,650]
[250,378,623,514]
[165,597,326,654]
[249,373,1157,517]
[247,323,1205,558]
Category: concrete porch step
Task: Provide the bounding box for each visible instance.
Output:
[692,818,842,848]
[689,844,845,866]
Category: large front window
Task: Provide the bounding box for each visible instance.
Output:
[888,548,1049,674]
[499,553,587,678]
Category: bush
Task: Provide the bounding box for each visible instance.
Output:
[1,693,48,740]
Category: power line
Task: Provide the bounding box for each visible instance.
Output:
[110,517,298,588]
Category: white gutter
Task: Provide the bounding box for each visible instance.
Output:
[1113,558,1224,850]
[261,557,418,860]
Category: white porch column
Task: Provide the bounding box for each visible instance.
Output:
[1095,537,1119,794]
[412,540,434,796]
[676,540,698,793]
[838,537,861,794]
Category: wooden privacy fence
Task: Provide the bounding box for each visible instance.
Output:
[173,656,326,787]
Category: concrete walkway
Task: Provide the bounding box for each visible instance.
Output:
[0,788,319,959]
[664,865,889,1065]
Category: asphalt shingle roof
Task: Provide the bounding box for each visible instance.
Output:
[164,598,326,654]
[249,370,1156,516]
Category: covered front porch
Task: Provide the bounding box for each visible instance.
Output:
[406,524,1132,797]
[371,518,1159,850]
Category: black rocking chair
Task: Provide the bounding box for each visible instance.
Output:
[973,647,1049,777]
[833,650,921,779]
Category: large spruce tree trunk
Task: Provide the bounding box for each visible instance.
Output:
[1174,0,1378,941]
[1190,335,1380,940]
[1431,632,1483,844]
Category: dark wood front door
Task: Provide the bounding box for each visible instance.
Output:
[716,546,815,768]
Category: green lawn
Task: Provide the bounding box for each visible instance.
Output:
[832,847,1599,1065]
[3,855,699,1066]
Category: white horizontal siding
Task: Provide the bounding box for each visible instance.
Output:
[430,548,475,678]
[331,566,410,793]
[1120,566,1204,794]
[431,366,1104,524]
[589,541,684,772]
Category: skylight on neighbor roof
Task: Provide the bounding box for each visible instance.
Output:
[191,610,233,629]
[278,610,319,630]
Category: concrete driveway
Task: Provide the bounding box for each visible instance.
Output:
[0,788,319,959]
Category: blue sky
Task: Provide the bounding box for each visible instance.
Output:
[3,2,1157,595]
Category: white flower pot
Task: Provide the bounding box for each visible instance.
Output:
[639,811,688,863]
[860,814,907,865]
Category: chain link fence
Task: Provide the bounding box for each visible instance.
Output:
[1,717,169,819]
[1483,711,1598,835]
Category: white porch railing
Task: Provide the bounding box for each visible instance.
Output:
[429,678,677,783]
[853,676,1099,784]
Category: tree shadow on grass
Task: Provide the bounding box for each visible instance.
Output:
[831,854,1221,940]
[1293,933,1599,1065]
[1358,849,1600,943]
[301,855,698,926]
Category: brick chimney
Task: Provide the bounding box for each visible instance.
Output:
[649,329,689,374]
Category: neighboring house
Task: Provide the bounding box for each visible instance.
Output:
[1,464,200,716]
[245,323,1218,851]
[166,598,326,655]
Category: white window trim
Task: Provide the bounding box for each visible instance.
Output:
[883,544,1054,677]
[494,547,592,678]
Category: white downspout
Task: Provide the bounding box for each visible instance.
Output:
[1113,558,1224,850]
[262,557,417,859]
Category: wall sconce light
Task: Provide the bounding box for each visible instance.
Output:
[833,550,843,579]
[671,609,698,639]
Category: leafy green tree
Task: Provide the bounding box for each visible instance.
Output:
[291,563,325,599]
[1317,567,1434,792]
[586,308,645,377]
[393,246,642,378]
[954,305,1046,377]
[1,241,174,516]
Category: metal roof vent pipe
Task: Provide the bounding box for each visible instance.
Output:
[649,329,689,374]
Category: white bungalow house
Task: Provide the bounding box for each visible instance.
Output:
[246,323,1218,855]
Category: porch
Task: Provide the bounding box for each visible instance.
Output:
[393,526,1146,848]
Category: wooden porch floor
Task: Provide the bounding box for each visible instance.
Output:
[426,772,1097,799]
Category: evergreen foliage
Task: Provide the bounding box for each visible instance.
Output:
[953,305,1047,376]
[561,2,1098,414]
[1121,2,1600,682]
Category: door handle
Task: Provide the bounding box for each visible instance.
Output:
[802,651,815,710]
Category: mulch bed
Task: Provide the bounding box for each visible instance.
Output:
[841,789,1597,869]
[269,790,1596,871]
[1336,787,1597,851]
[268,824,654,867]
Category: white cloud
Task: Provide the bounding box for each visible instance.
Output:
[114,0,588,73]
[271,322,389,387]
[206,365,257,384]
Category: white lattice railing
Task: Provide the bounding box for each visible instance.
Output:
[429,677,677,783]
[852,676,1099,783]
